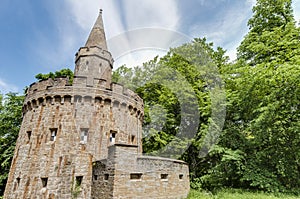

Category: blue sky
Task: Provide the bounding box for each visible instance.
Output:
[0,0,299,94]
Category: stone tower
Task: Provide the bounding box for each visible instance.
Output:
[74,9,112,89]
[4,10,190,199]
[4,10,144,198]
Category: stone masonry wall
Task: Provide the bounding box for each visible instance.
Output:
[5,10,190,199]
[91,144,190,199]
[4,78,143,199]
[91,160,114,199]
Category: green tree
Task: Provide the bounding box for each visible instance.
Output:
[203,0,300,193]
[113,38,228,182]
[35,68,74,84]
[237,0,297,66]
[0,93,24,197]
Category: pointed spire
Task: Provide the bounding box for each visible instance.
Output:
[85,9,108,50]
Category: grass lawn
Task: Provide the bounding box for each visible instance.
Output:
[187,189,300,199]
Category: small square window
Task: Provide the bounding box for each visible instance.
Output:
[130,173,142,180]
[93,175,98,181]
[50,128,57,141]
[179,174,183,180]
[41,177,48,187]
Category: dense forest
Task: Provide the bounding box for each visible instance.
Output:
[1,0,299,197]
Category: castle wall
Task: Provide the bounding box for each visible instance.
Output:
[4,10,190,199]
[92,144,190,199]
[4,78,143,199]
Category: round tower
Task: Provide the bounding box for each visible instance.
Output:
[4,10,143,199]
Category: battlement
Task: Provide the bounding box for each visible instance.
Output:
[75,46,114,67]
[26,77,71,96]
[23,78,144,120]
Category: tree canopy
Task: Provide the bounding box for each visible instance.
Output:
[237,0,298,65]
[0,93,24,196]
[35,68,74,84]
[202,0,300,192]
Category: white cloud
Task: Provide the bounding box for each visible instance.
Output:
[29,2,84,71]
[225,48,237,61]
[108,28,191,68]
[29,0,120,71]
[62,0,182,69]
[64,0,124,37]
[122,0,179,30]
[30,0,300,71]
[0,78,19,94]
[114,49,167,69]
[111,29,191,68]
[246,0,256,7]
[188,2,252,61]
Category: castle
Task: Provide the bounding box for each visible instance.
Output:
[4,10,190,199]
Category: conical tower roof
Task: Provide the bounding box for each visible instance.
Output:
[85,9,108,50]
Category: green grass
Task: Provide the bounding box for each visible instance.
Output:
[187,189,300,199]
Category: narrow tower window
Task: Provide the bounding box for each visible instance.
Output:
[27,131,32,140]
[110,131,116,144]
[93,175,98,181]
[41,177,48,187]
[131,135,135,143]
[75,176,83,187]
[80,129,88,144]
[17,177,21,185]
[50,128,57,141]
[104,174,109,181]
[14,177,21,191]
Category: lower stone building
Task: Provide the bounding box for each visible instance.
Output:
[4,10,190,199]
[92,144,189,199]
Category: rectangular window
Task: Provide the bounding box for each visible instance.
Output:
[17,177,21,185]
[75,176,83,187]
[110,131,116,144]
[179,174,183,180]
[130,173,142,180]
[27,131,32,140]
[104,174,109,181]
[131,135,135,143]
[80,129,88,143]
[161,174,168,180]
[41,177,48,187]
[14,177,21,191]
[93,175,98,181]
[50,128,57,141]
